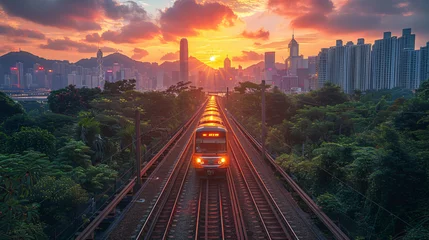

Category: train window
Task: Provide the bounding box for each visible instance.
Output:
[195,133,226,153]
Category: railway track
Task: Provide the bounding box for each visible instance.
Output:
[224,107,349,240]
[195,172,245,240]
[135,138,193,239]
[229,138,298,240]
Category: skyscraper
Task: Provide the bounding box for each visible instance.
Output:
[317,48,329,88]
[398,28,418,89]
[264,52,275,81]
[326,40,345,88]
[180,38,189,83]
[400,49,420,89]
[224,56,231,70]
[371,32,399,90]
[97,49,104,88]
[286,33,302,76]
[419,42,429,83]
[354,38,372,91]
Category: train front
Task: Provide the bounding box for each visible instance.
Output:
[193,125,229,177]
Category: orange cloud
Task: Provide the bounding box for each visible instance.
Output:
[241,28,270,40]
[131,48,149,60]
[0,24,45,39]
[160,51,180,61]
[159,0,238,41]
[232,51,263,62]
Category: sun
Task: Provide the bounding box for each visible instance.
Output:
[209,56,216,62]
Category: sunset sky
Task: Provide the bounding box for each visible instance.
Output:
[1,0,428,68]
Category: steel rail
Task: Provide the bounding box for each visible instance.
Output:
[76,100,207,240]
[135,136,193,239]
[226,169,247,240]
[229,143,295,240]
[229,113,350,240]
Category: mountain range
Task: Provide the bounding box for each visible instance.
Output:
[0,51,285,75]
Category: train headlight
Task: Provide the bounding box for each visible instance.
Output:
[196,158,202,164]
[219,158,226,164]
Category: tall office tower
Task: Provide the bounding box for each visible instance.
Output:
[371,32,399,90]
[289,33,299,57]
[97,49,104,88]
[287,33,301,75]
[317,48,329,88]
[224,56,231,70]
[354,38,372,91]
[265,52,275,81]
[16,62,23,88]
[420,42,429,83]
[180,38,189,82]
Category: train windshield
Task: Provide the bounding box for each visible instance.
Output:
[195,132,227,153]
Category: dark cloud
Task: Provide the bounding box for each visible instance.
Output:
[232,51,263,62]
[241,28,270,40]
[40,37,116,53]
[0,0,102,31]
[160,51,180,61]
[103,0,148,21]
[101,21,159,43]
[0,0,151,32]
[131,48,149,60]
[85,33,103,43]
[0,24,45,39]
[270,0,429,36]
[159,0,238,41]
[268,0,333,17]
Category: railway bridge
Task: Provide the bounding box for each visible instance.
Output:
[71,96,349,240]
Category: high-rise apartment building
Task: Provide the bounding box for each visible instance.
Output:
[420,42,429,83]
[354,39,372,91]
[371,32,399,90]
[317,48,329,88]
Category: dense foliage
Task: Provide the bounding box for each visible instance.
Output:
[0,80,204,239]
[229,81,428,239]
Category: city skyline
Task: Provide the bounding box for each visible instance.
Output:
[1,0,429,68]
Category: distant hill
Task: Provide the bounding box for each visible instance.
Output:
[159,56,215,74]
[75,52,152,69]
[0,51,214,77]
[0,51,69,73]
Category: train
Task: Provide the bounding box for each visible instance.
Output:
[192,96,229,177]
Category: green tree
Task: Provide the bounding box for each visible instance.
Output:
[0,92,25,123]
[1,114,36,134]
[103,79,136,95]
[72,165,117,195]
[8,128,56,156]
[48,85,100,115]
[56,140,93,169]
[31,176,88,228]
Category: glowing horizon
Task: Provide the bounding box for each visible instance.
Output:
[0,0,428,69]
